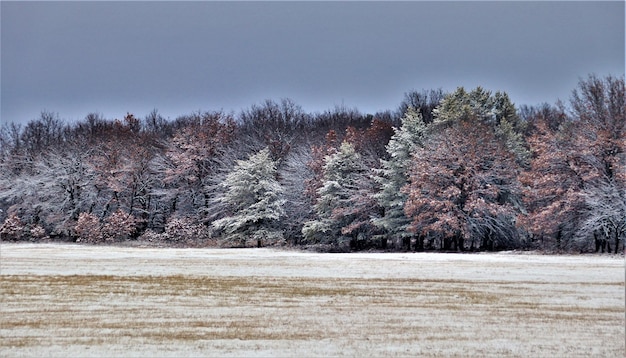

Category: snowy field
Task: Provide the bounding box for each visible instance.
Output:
[1,243,624,357]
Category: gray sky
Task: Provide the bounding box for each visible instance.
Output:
[2,1,624,125]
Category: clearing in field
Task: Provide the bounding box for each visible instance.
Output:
[0,243,624,357]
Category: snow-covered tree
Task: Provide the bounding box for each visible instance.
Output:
[0,148,98,237]
[373,107,427,249]
[303,130,339,205]
[576,178,626,253]
[518,119,588,250]
[160,111,236,216]
[212,148,285,247]
[570,75,626,253]
[302,141,376,249]
[433,87,529,164]
[404,119,522,251]
[279,145,316,244]
[519,75,625,252]
[90,131,158,225]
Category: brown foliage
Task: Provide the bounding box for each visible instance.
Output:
[404,120,520,250]
[0,213,25,241]
[165,112,236,186]
[519,75,625,250]
[304,130,339,204]
[518,119,588,242]
[344,118,394,159]
[74,212,101,243]
[101,209,138,242]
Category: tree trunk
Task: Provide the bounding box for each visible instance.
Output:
[415,235,424,252]
[443,237,452,251]
[171,195,178,213]
[481,232,493,251]
[402,237,411,251]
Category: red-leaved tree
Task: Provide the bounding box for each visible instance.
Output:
[404,119,522,251]
[518,119,590,250]
[161,112,236,214]
[101,209,138,242]
[520,75,625,252]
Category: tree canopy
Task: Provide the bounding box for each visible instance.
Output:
[1,74,623,253]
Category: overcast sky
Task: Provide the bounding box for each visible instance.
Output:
[2,1,624,125]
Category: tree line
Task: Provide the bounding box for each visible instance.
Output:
[0,74,624,253]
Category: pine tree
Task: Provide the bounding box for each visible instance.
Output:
[373,107,427,249]
[433,87,529,164]
[302,141,372,248]
[212,148,285,247]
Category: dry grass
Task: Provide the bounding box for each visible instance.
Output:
[0,244,624,357]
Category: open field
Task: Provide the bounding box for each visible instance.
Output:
[1,243,624,357]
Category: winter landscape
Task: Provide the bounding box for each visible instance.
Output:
[1,76,625,254]
[1,243,624,357]
[2,2,624,357]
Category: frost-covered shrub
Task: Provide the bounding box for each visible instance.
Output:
[137,220,211,245]
[0,213,26,241]
[164,217,209,242]
[29,225,49,241]
[164,218,191,242]
[137,229,166,242]
[101,209,138,242]
[74,212,102,243]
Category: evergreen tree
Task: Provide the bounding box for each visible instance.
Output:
[302,141,371,248]
[212,148,285,247]
[373,107,427,249]
[433,87,529,164]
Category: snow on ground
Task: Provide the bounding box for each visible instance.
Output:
[1,243,624,357]
[1,243,622,284]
